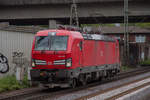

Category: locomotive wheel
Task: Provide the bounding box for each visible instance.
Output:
[79,74,87,86]
[82,79,87,86]
[82,76,87,86]
[70,78,77,88]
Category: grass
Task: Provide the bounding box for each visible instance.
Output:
[0,75,30,93]
[140,59,150,65]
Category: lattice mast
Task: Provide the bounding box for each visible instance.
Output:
[70,0,79,27]
[124,0,129,65]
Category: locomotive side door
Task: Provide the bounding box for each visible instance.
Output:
[79,41,83,67]
[71,40,83,68]
[116,41,120,63]
[104,42,109,64]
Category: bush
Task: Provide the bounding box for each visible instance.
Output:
[0,75,30,93]
[140,59,150,65]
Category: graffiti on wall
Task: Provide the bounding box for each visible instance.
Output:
[0,53,9,73]
[12,52,24,58]
[12,51,26,66]
[12,51,30,72]
[12,51,30,81]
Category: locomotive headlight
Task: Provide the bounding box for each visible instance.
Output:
[66,58,72,67]
[32,60,35,67]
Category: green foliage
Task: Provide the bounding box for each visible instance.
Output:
[81,23,150,28]
[0,75,30,93]
[39,25,49,28]
[134,23,150,28]
[81,24,115,27]
[140,59,150,65]
[121,66,132,71]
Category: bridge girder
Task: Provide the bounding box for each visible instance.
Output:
[0,1,150,25]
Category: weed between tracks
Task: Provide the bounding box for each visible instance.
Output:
[0,75,30,93]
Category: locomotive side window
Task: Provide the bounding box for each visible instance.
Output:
[79,41,83,51]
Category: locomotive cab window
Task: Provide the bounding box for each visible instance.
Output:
[35,36,68,51]
[51,36,68,51]
[34,36,49,50]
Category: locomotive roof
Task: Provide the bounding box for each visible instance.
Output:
[37,29,71,34]
[82,34,116,42]
[36,29,115,42]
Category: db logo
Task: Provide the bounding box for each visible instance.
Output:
[48,62,52,65]
[100,51,103,56]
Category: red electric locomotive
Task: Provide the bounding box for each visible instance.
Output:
[30,29,120,88]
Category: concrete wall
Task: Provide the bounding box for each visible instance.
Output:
[0,30,34,76]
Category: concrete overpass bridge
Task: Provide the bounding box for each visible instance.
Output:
[0,0,150,26]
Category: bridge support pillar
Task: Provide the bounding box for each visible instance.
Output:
[49,20,57,29]
[49,20,63,29]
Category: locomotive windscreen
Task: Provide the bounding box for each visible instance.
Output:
[34,36,68,51]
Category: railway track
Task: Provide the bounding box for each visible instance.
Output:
[77,75,150,100]
[0,87,42,100]
[0,66,150,100]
